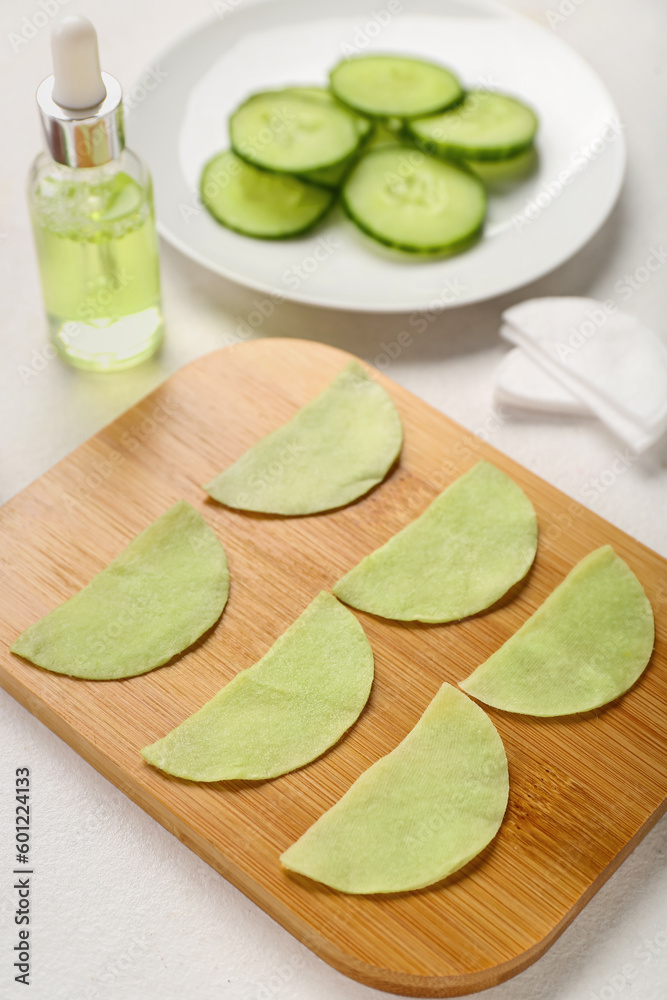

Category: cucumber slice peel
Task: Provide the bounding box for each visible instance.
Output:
[200,151,334,239]
[330,54,463,119]
[297,156,356,189]
[408,91,539,161]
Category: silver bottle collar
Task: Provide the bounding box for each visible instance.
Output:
[36,71,124,168]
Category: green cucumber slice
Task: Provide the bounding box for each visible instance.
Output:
[230,89,365,173]
[297,156,356,189]
[283,86,373,139]
[366,121,405,150]
[466,145,538,190]
[408,91,539,161]
[342,145,486,254]
[200,151,334,239]
[273,87,373,188]
[330,55,463,119]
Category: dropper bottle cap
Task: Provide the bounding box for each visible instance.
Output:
[36,15,125,168]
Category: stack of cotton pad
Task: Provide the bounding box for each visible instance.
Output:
[494,297,667,453]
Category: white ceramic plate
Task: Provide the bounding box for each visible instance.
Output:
[127,0,625,312]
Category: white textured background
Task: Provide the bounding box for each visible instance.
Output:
[1,1,666,998]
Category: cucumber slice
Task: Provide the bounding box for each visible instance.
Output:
[342,145,486,254]
[200,151,334,239]
[365,121,405,150]
[279,89,374,189]
[466,145,538,190]
[408,91,539,161]
[230,89,365,173]
[298,155,357,189]
[330,55,463,119]
[283,86,373,139]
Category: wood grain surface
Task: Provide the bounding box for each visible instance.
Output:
[1,338,666,996]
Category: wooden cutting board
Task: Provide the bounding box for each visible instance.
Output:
[1,338,666,997]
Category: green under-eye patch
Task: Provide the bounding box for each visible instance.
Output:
[141,591,374,781]
[333,460,537,622]
[281,683,509,893]
[460,546,654,716]
[203,360,402,514]
[11,500,229,680]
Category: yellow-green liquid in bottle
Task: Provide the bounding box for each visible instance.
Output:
[28,150,163,371]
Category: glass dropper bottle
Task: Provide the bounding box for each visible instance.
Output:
[27,15,164,371]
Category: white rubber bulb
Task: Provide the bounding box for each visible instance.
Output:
[51,15,107,110]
